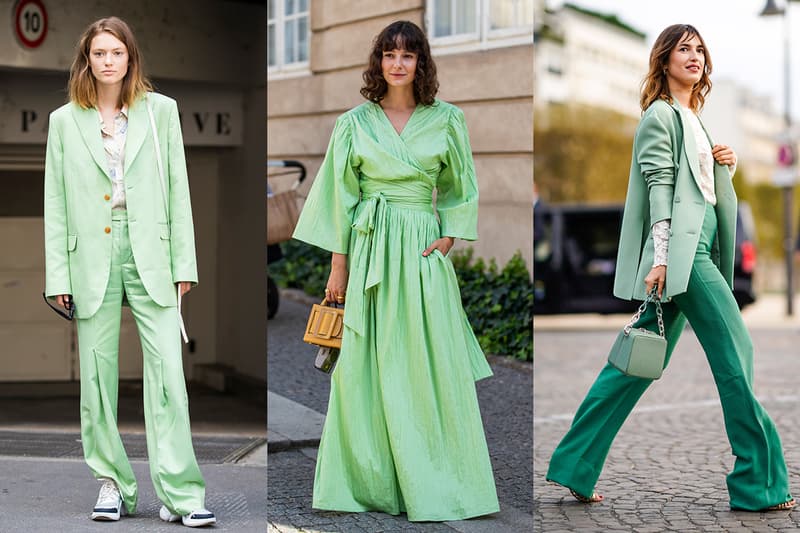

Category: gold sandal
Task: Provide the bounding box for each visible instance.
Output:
[765,498,796,511]
[569,488,603,503]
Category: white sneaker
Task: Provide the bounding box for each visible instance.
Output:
[91,479,126,521]
[159,505,217,527]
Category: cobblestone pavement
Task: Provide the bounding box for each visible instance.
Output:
[534,326,800,532]
[268,294,533,532]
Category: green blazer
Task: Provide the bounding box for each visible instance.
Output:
[44,92,198,319]
[613,98,737,302]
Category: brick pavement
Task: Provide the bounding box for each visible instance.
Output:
[268,293,533,531]
[534,327,800,532]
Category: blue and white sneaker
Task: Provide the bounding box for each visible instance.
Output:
[159,505,217,527]
[91,479,126,521]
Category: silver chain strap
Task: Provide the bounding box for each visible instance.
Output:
[623,287,665,338]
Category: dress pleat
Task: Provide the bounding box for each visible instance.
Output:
[293,99,499,521]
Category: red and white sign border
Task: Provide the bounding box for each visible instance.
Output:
[14,0,48,49]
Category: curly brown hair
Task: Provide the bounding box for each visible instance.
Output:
[640,24,712,113]
[361,20,439,106]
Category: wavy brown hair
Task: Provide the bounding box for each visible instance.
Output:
[640,24,712,113]
[361,20,439,106]
[68,17,152,109]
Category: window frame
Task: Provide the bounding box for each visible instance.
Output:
[429,0,481,46]
[267,0,311,79]
[427,0,534,55]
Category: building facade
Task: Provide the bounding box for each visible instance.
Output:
[702,78,785,185]
[536,2,789,187]
[267,0,534,267]
[0,0,265,387]
[534,3,648,120]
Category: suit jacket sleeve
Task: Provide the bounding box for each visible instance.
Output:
[166,100,199,284]
[636,107,676,227]
[44,113,72,297]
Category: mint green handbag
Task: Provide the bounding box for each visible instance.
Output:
[608,289,666,380]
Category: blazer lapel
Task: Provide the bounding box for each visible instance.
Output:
[124,97,148,174]
[70,104,111,181]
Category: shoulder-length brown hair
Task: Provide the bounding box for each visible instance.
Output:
[361,20,439,106]
[640,24,712,113]
[68,17,152,109]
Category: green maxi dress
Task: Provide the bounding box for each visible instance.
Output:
[292,99,499,521]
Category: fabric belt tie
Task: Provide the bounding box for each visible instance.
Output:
[345,193,388,336]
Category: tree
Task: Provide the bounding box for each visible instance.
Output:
[534,103,638,203]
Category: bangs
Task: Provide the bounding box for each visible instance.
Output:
[379,23,426,53]
[678,27,699,44]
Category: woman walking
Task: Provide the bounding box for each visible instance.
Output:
[44,16,215,527]
[292,20,499,521]
[546,24,795,512]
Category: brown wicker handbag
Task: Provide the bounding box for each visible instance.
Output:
[266,190,300,245]
[303,298,344,349]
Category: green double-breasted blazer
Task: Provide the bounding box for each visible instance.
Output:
[613,98,737,302]
[44,92,198,319]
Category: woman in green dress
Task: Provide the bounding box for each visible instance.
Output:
[292,20,499,521]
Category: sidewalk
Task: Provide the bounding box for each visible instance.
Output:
[0,385,267,532]
[266,388,533,533]
[267,290,534,533]
[534,314,800,531]
[534,292,800,331]
[0,456,266,532]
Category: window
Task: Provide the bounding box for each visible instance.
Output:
[432,0,479,39]
[428,0,533,52]
[268,0,310,75]
[488,0,534,33]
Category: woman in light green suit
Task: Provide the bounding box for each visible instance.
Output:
[546,24,795,511]
[44,17,215,527]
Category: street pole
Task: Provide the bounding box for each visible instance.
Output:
[761,0,795,316]
[782,12,794,316]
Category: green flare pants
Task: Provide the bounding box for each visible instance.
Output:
[76,211,205,515]
[546,203,792,510]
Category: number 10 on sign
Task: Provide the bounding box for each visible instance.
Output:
[14,0,48,49]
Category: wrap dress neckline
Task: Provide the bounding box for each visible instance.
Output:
[374,101,421,137]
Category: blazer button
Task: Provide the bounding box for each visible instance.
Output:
[104,227,111,234]
[104,194,111,201]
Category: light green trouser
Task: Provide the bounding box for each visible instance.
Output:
[547,203,792,510]
[76,211,205,515]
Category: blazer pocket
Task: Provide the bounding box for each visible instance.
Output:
[68,234,77,252]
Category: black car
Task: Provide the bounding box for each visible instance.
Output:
[533,202,757,314]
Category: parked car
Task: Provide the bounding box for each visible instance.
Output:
[533,202,757,314]
[732,202,757,308]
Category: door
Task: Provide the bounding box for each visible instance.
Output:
[0,169,143,381]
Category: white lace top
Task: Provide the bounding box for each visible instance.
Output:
[652,110,717,266]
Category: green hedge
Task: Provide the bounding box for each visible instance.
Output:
[269,240,533,361]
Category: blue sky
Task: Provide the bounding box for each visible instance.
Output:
[549,0,800,119]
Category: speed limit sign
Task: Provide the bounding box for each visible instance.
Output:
[14,0,48,49]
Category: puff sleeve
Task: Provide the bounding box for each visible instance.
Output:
[292,114,361,254]
[436,106,479,241]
